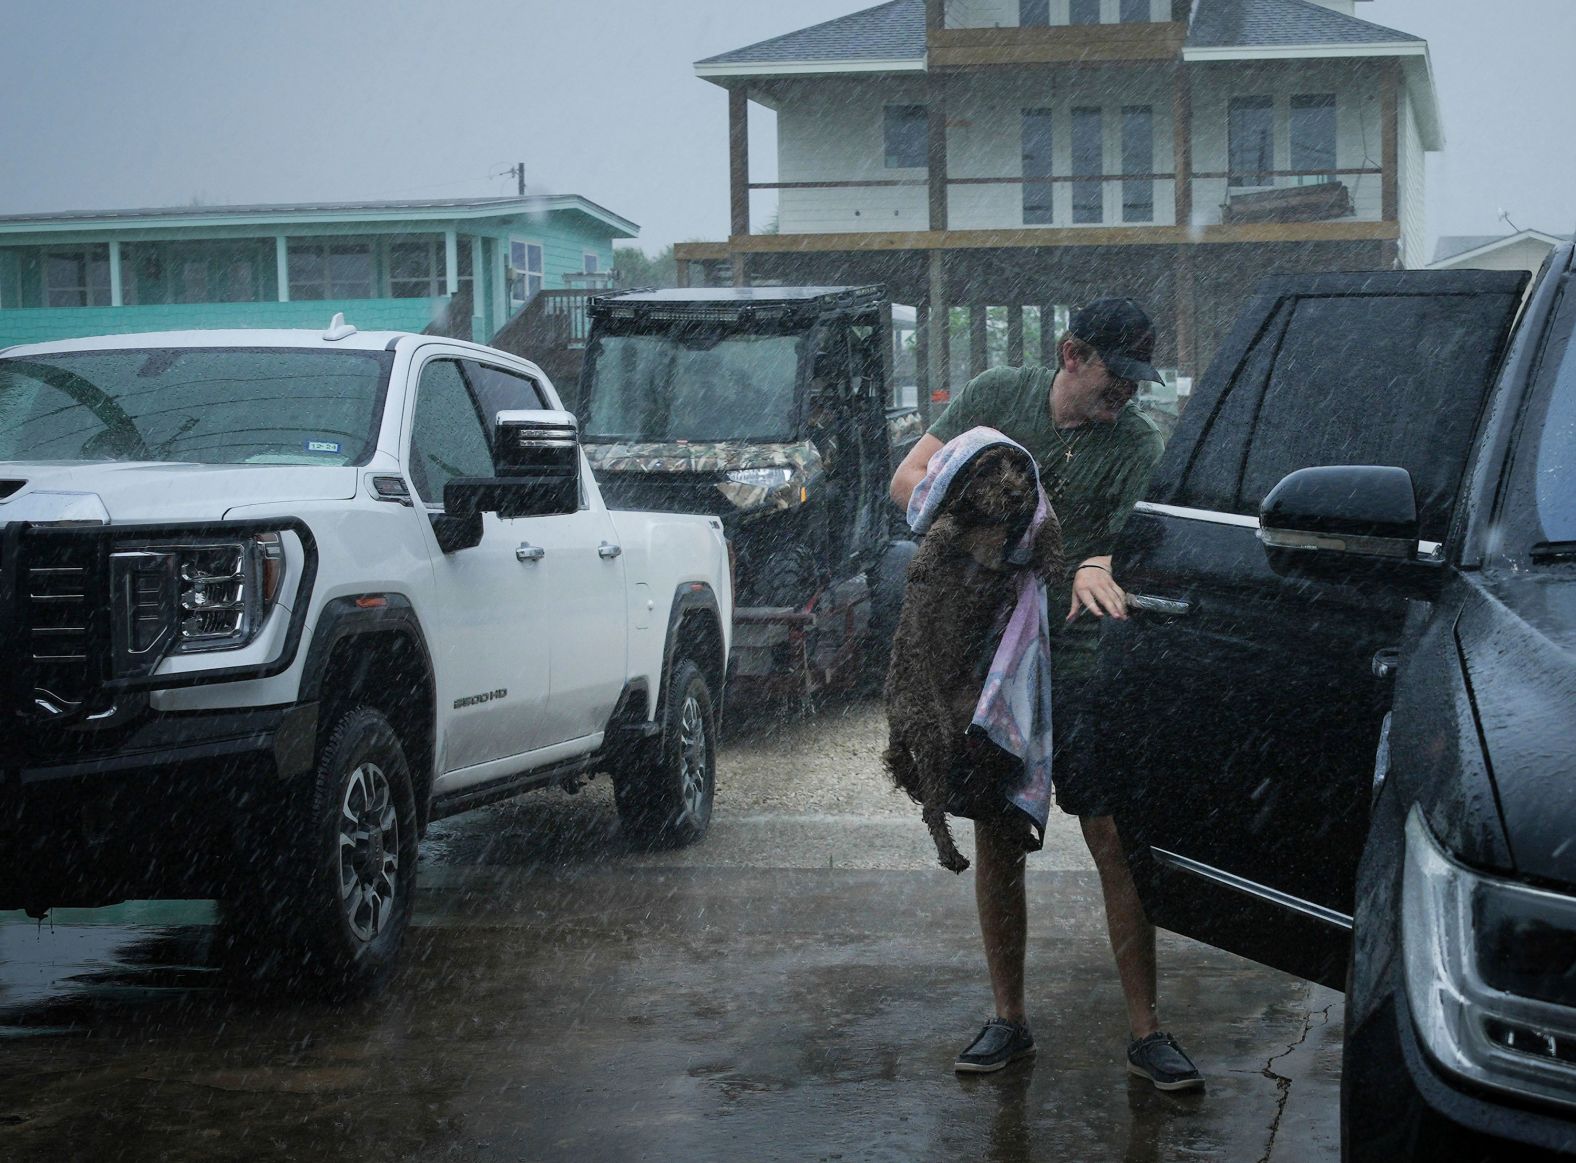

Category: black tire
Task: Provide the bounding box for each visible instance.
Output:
[615,659,717,849]
[747,541,822,608]
[247,707,418,994]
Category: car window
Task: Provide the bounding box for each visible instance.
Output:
[0,348,388,466]
[409,359,493,506]
[465,361,547,432]
[1238,293,1504,540]
[1526,293,1576,545]
[1173,301,1290,514]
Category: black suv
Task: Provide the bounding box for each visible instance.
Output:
[1101,246,1576,1160]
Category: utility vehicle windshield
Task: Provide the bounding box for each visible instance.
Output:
[582,332,803,443]
[0,348,390,465]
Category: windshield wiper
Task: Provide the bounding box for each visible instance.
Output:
[1530,541,1576,563]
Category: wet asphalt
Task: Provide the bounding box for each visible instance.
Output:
[0,694,1342,1162]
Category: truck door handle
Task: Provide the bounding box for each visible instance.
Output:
[1129,593,1191,617]
[598,542,623,560]
[516,543,546,563]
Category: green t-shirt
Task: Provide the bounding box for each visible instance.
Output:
[929,365,1165,671]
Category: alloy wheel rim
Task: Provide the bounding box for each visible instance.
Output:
[338,761,399,943]
[676,694,709,827]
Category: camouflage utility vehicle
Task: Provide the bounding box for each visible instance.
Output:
[580,286,922,700]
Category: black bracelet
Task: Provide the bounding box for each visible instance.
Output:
[1074,562,1112,576]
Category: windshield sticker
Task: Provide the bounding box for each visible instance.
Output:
[305,440,342,455]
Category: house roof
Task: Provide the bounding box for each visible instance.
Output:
[0,196,640,239]
[1431,230,1571,267]
[694,0,924,80]
[1186,0,1423,51]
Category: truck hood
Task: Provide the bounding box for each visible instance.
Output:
[1456,569,1576,887]
[0,461,359,523]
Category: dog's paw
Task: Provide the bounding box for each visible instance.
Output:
[940,851,971,875]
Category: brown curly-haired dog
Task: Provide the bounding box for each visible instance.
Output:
[883,445,1063,873]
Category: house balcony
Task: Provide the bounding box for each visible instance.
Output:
[716,165,1392,254]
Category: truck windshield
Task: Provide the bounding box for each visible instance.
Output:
[1534,315,1576,544]
[583,333,802,442]
[0,348,390,466]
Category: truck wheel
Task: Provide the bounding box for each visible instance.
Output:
[615,658,717,849]
[270,707,418,992]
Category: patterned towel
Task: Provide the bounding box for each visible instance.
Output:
[907,426,1056,837]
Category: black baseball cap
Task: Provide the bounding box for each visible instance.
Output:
[1070,297,1161,385]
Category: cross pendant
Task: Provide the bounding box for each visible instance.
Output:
[1064,448,1075,463]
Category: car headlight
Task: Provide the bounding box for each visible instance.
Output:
[111,532,286,672]
[1402,805,1576,1109]
[725,467,796,490]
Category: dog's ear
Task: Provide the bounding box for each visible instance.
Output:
[1030,506,1065,582]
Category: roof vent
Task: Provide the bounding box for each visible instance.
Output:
[323,312,358,342]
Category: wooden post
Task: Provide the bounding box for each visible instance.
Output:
[731,252,748,288]
[925,251,950,413]
[1374,59,1399,226]
[675,259,691,289]
[926,0,944,34]
[915,302,931,421]
[927,74,949,232]
[1172,62,1192,229]
[1007,305,1025,366]
[1175,246,1196,380]
[730,87,750,239]
[1040,305,1059,368]
[969,304,988,377]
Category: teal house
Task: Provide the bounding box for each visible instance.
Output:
[0,196,638,349]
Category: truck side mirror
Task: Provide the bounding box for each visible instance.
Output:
[1258,465,1441,597]
[437,411,582,552]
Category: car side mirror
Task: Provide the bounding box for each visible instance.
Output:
[436,411,581,552]
[1259,465,1441,597]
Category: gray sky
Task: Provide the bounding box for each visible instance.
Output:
[0,1,1570,257]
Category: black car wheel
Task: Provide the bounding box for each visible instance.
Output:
[615,658,717,848]
[244,707,418,993]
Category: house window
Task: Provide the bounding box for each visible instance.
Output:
[120,241,271,306]
[1070,0,1102,25]
[1022,108,1054,225]
[884,105,928,169]
[1071,106,1104,224]
[1019,0,1049,26]
[1122,105,1154,223]
[1120,0,1150,21]
[389,238,474,299]
[44,246,111,307]
[583,253,600,275]
[1229,95,1275,188]
[389,241,444,298]
[288,241,374,301]
[510,239,544,304]
[1290,94,1337,181]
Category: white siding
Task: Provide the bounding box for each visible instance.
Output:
[1398,90,1426,268]
[1188,60,1384,227]
[1433,238,1556,277]
[944,0,1168,27]
[774,72,1175,233]
[776,78,930,234]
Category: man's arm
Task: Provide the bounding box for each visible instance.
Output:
[890,433,943,510]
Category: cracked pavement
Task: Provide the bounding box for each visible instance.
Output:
[0,693,1344,1162]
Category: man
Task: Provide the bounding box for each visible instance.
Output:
[888,297,1202,1091]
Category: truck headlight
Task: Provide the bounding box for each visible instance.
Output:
[111,532,286,672]
[726,467,795,490]
[1402,805,1576,1109]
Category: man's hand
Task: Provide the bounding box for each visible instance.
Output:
[1067,555,1128,621]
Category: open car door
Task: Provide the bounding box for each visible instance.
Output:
[1100,269,1528,988]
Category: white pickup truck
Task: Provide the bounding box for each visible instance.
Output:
[0,318,732,989]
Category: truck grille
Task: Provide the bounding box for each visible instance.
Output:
[27,557,95,712]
